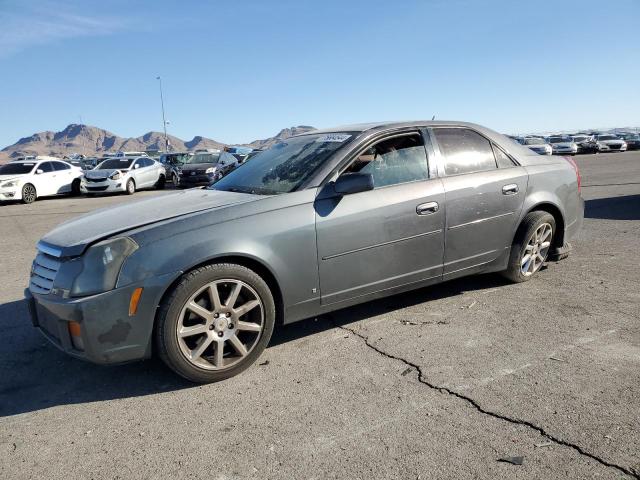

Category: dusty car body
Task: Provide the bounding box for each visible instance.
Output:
[26,121,583,382]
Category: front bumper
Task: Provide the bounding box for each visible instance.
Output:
[597,144,627,152]
[81,178,127,194]
[179,174,215,187]
[25,271,178,365]
[0,187,19,201]
[552,147,577,155]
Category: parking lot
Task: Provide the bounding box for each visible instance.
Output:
[1,151,639,478]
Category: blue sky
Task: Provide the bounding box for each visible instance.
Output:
[1,0,638,148]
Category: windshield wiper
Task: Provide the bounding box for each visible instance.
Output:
[217,186,278,195]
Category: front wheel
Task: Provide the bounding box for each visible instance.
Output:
[502,211,556,283]
[126,179,136,195]
[70,179,81,196]
[155,174,166,190]
[156,263,276,383]
[21,183,37,204]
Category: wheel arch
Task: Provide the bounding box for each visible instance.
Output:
[153,254,285,338]
[522,202,565,249]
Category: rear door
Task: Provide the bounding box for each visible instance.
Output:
[315,131,445,306]
[430,127,528,276]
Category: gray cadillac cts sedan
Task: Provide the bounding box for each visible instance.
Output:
[26,121,583,382]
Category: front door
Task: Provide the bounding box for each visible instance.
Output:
[315,132,445,306]
[430,127,528,275]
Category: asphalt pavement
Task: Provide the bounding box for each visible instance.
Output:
[1,152,639,479]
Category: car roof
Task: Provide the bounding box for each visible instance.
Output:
[298,120,493,136]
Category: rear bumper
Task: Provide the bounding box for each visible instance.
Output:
[25,271,178,365]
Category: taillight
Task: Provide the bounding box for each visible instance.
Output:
[564,156,581,193]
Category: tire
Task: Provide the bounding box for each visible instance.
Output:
[155,175,166,190]
[21,183,37,204]
[126,179,136,195]
[502,211,556,283]
[156,263,276,383]
[172,173,179,185]
[70,179,81,196]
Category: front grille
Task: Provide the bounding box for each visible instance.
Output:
[85,177,108,183]
[30,244,62,294]
[86,185,109,191]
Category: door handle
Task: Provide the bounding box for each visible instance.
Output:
[502,184,519,195]
[416,201,439,215]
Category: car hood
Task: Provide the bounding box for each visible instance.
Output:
[527,144,548,149]
[0,175,24,183]
[181,163,218,171]
[41,188,260,256]
[551,142,575,147]
[84,169,128,179]
[598,139,624,145]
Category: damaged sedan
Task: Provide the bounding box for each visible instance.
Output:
[26,121,584,382]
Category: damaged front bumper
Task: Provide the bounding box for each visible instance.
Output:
[25,272,177,365]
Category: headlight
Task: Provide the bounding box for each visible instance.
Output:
[70,237,138,296]
[109,172,122,180]
[1,181,17,188]
[205,167,216,174]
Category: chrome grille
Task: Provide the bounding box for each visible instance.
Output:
[30,243,62,294]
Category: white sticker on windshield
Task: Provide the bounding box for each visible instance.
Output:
[316,134,351,143]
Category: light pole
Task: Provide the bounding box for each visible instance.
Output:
[156,76,169,152]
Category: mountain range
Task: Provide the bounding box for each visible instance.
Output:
[0,124,316,163]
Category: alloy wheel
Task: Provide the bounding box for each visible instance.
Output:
[176,279,264,370]
[520,222,553,276]
[22,184,36,203]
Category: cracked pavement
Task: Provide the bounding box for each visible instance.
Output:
[1,152,639,479]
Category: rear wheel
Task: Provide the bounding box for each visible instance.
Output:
[503,211,556,283]
[21,184,37,204]
[156,263,276,383]
[155,174,166,190]
[126,178,136,195]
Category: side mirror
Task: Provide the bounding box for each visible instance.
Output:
[134,164,140,169]
[334,172,374,195]
[35,169,44,175]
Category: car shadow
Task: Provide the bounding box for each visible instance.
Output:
[0,272,510,417]
[584,194,640,220]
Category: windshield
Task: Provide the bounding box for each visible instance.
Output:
[162,153,192,165]
[98,158,135,170]
[0,163,36,175]
[572,136,587,142]
[597,135,618,141]
[185,153,220,164]
[524,138,545,145]
[211,133,354,195]
[548,137,570,144]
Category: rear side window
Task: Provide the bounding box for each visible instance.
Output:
[433,128,497,176]
[492,144,516,168]
[344,133,429,188]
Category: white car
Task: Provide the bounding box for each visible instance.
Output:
[546,136,578,156]
[595,134,627,153]
[81,156,166,195]
[521,137,552,155]
[0,157,83,204]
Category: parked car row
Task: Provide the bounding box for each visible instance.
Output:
[510,132,639,156]
[0,147,268,204]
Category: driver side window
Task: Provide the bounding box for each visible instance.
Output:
[344,133,429,188]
